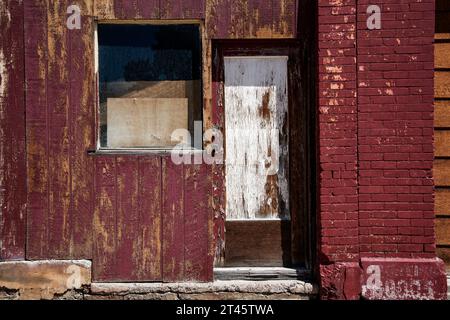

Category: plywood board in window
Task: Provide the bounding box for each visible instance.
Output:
[107,98,188,148]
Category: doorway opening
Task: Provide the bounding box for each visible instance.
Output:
[212,41,316,278]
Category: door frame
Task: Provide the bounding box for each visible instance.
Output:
[211,40,316,271]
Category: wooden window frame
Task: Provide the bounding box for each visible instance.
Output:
[92,20,206,155]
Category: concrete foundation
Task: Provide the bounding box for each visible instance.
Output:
[0,260,91,300]
[0,260,317,300]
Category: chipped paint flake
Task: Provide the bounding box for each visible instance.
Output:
[326,66,343,73]
[0,46,7,99]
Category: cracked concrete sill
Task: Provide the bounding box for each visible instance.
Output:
[87,280,318,300]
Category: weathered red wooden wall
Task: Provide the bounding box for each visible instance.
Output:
[93,156,211,282]
[0,0,27,261]
[25,0,95,260]
[1,0,298,281]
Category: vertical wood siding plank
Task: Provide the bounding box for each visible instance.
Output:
[115,157,140,280]
[0,0,27,260]
[202,33,213,135]
[7,0,27,259]
[69,0,95,259]
[206,0,230,39]
[25,0,50,259]
[205,164,215,279]
[184,164,210,281]
[93,157,117,281]
[288,47,306,265]
[211,46,225,137]
[211,46,226,265]
[246,0,273,38]
[138,156,162,280]
[229,0,245,38]
[162,157,185,282]
[46,0,71,258]
[212,162,225,267]
[272,0,296,38]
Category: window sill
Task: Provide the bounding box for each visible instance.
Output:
[87,148,204,156]
[213,267,312,281]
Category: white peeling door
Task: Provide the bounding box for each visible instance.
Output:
[224,56,289,221]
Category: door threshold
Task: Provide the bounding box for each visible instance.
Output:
[214,267,311,281]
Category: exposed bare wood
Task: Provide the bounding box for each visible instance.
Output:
[224,220,291,267]
[435,33,450,40]
[435,43,450,69]
[434,159,450,187]
[435,101,450,128]
[202,25,213,137]
[435,189,450,216]
[435,71,450,98]
[435,130,450,157]
[436,218,450,245]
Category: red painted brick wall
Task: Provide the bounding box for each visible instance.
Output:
[317,0,361,300]
[357,0,435,259]
[318,0,447,299]
[318,0,359,265]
